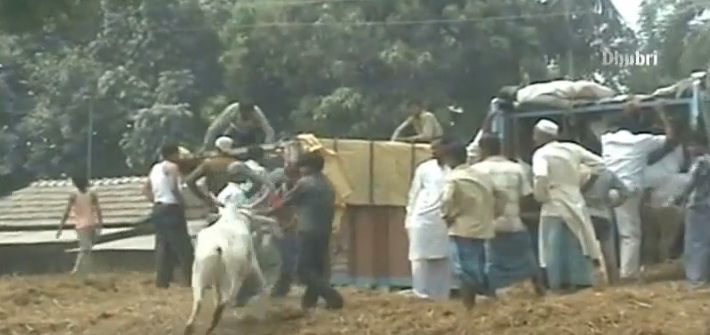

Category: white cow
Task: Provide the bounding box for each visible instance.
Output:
[184,164,279,335]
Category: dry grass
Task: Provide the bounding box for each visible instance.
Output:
[0,263,708,335]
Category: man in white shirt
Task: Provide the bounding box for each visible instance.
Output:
[532,119,604,292]
[465,108,500,163]
[402,137,453,300]
[210,160,280,308]
[600,103,677,279]
[142,143,194,288]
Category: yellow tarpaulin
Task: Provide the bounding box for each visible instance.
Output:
[298,136,431,206]
[296,134,354,235]
[295,135,431,274]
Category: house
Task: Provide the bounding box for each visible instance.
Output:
[0,176,208,275]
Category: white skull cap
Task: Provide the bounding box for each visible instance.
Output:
[215,136,234,152]
[534,119,559,135]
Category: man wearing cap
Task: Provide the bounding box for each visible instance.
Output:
[599,103,677,280]
[185,136,241,217]
[391,100,444,143]
[531,119,605,292]
[201,101,276,151]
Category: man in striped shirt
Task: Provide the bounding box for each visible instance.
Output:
[472,135,546,297]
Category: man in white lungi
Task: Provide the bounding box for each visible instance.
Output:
[403,137,453,300]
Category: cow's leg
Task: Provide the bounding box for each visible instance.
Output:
[184,281,205,335]
[248,255,271,320]
[204,278,230,335]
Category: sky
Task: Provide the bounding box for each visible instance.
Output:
[611,0,641,29]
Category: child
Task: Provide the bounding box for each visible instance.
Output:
[56,175,103,275]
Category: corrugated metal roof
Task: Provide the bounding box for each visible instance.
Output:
[0,228,133,245]
[0,176,208,229]
[66,220,207,252]
[87,235,157,251]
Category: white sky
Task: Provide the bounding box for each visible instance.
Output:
[611,0,642,29]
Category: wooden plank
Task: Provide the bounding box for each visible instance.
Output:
[386,207,410,281]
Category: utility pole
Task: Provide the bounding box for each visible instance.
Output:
[702,66,710,141]
[86,94,94,181]
[563,0,574,79]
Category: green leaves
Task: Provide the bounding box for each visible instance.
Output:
[0,0,635,179]
[630,0,709,91]
[121,103,196,170]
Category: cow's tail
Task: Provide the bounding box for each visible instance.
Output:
[197,245,224,287]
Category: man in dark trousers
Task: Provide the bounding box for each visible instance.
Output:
[142,144,194,288]
[267,165,301,297]
[265,152,344,312]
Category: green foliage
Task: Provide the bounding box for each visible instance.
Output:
[631,0,709,92]
[0,0,631,179]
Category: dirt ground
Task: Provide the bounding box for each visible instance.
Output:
[0,264,708,335]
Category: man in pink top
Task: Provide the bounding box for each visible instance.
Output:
[57,175,104,275]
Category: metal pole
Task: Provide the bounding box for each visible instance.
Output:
[564,0,574,78]
[87,98,94,181]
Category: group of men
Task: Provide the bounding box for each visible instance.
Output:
[142,112,344,313]
[139,96,710,316]
[404,135,545,308]
[403,101,710,309]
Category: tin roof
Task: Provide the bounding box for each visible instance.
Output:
[0,228,133,245]
[0,177,207,229]
[78,235,156,251]
[66,220,206,252]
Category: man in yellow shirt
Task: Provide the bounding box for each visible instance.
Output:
[440,141,505,309]
[390,101,444,143]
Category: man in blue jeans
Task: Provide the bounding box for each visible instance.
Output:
[671,135,710,289]
[235,166,300,305]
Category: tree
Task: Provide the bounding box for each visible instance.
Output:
[0,0,632,181]
[219,0,632,138]
[121,103,196,170]
[630,0,708,92]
